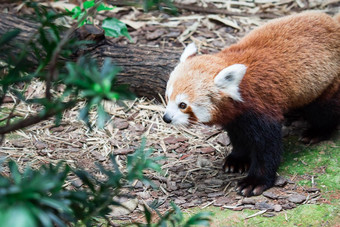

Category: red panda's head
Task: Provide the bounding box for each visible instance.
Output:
[163,43,247,126]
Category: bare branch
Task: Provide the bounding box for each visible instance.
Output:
[0,101,76,135]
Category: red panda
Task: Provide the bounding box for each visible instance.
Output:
[163,11,340,197]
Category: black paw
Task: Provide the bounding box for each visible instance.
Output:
[223,153,250,174]
[299,135,322,144]
[299,129,331,144]
[236,175,274,197]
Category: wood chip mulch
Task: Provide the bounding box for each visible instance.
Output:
[1,0,339,222]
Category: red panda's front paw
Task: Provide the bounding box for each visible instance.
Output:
[299,128,334,144]
[236,176,274,197]
[299,136,321,144]
[223,154,250,174]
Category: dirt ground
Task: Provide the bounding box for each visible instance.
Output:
[1,0,340,224]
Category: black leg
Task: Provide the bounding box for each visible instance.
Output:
[301,90,340,144]
[223,148,251,174]
[224,112,283,197]
[223,124,251,174]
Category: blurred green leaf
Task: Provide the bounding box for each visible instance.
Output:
[1,205,37,227]
[97,104,108,128]
[79,105,91,129]
[102,18,133,41]
[183,212,213,227]
[74,170,96,192]
[144,204,152,224]
[39,198,72,214]
[29,206,53,227]
[8,160,21,184]
[69,6,81,19]
[97,3,115,12]
[0,29,21,47]
[83,0,95,10]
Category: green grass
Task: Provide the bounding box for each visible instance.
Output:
[186,132,340,226]
[280,134,340,192]
[186,203,339,227]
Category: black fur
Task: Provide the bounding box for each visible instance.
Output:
[301,93,340,142]
[223,111,283,197]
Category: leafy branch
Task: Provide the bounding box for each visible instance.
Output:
[0,139,212,226]
[0,1,133,137]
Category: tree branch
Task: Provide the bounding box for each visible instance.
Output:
[0,101,76,135]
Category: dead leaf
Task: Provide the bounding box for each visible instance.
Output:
[120,19,146,30]
[178,20,200,42]
[207,15,241,30]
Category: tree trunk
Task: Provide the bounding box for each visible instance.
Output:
[0,13,181,100]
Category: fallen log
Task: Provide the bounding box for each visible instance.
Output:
[0,13,181,100]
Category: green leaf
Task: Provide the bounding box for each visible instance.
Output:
[54,111,62,126]
[70,6,81,19]
[0,29,21,47]
[102,18,132,41]
[79,105,91,129]
[97,104,108,128]
[73,170,96,192]
[29,206,53,227]
[107,92,120,100]
[1,205,37,227]
[183,212,212,227]
[143,204,152,224]
[46,211,67,227]
[83,0,95,10]
[39,198,72,214]
[100,58,120,81]
[8,160,21,184]
[78,11,87,25]
[97,3,115,12]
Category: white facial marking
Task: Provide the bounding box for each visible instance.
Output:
[166,66,180,100]
[166,85,173,100]
[164,94,189,125]
[180,43,197,63]
[214,64,247,102]
[175,93,188,103]
[191,104,211,123]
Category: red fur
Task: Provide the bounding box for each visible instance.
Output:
[166,12,340,196]
[207,12,340,125]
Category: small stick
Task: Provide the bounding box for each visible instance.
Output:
[223,205,238,210]
[223,181,231,194]
[201,200,215,209]
[244,210,267,219]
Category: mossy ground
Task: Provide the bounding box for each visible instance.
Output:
[186,132,340,226]
[186,203,339,227]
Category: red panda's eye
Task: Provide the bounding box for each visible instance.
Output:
[179,102,187,109]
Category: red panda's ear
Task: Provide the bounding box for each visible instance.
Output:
[180,43,197,62]
[214,64,247,102]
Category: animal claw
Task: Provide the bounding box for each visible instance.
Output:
[229,166,234,173]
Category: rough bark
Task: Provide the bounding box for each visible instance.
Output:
[0,13,181,100]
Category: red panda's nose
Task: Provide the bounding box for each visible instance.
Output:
[163,114,172,124]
